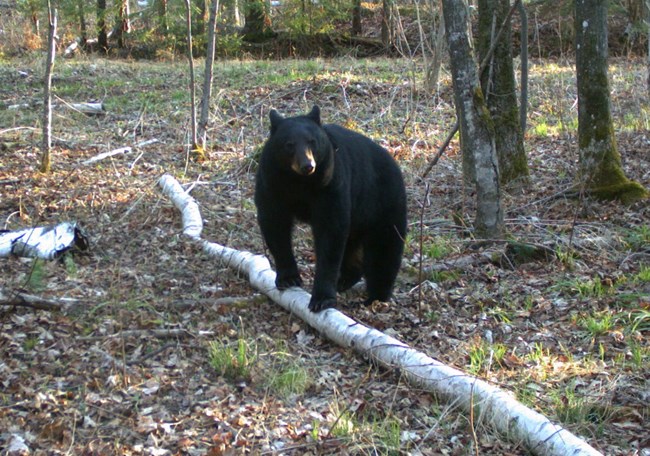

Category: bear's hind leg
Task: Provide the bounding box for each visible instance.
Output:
[362,227,404,304]
[337,241,363,292]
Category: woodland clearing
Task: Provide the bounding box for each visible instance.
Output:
[0,56,648,455]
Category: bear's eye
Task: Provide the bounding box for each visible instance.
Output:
[285,141,295,151]
[307,139,316,147]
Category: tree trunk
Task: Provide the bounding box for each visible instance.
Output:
[97,0,108,52]
[198,0,220,150]
[115,0,131,48]
[77,0,87,46]
[421,0,446,92]
[352,0,362,36]
[442,0,504,239]
[381,0,395,48]
[518,0,528,132]
[242,0,273,42]
[41,5,57,174]
[26,0,40,35]
[575,0,648,203]
[477,0,529,186]
[223,0,242,27]
[194,0,208,35]
[156,0,169,34]
[646,0,650,96]
[185,0,198,150]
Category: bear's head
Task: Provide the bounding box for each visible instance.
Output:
[267,106,332,179]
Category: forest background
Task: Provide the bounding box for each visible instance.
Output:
[0,0,649,454]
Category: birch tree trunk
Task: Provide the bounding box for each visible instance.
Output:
[575,0,648,203]
[442,0,504,239]
[158,173,602,456]
[477,0,529,186]
[40,5,56,174]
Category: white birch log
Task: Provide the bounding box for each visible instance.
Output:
[64,102,105,115]
[158,173,602,456]
[83,146,132,164]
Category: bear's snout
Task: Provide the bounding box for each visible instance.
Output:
[292,149,316,176]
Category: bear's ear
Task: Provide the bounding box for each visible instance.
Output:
[269,109,284,134]
[307,105,321,125]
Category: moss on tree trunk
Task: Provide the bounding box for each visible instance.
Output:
[575,0,648,203]
[442,0,504,239]
[477,0,529,187]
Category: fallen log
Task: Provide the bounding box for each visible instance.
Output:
[0,288,79,311]
[0,222,89,259]
[158,173,602,456]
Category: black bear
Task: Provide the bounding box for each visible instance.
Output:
[255,106,407,312]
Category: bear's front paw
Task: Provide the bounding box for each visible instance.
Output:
[309,296,337,312]
[275,273,303,290]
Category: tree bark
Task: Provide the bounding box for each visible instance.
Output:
[155,0,169,34]
[381,0,395,48]
[477,0,529,186]
[97,0,108,52]
[198,0,220,150]
[41,5,56,174]
[185,0,198,150]
[158,173,602,456]
[115,0,131,48]
[195,0,209,35]
[77,0,87,46]
[352,0,362,36]
[442,0,504,239]
[575,0,648,203]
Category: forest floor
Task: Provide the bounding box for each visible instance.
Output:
[0,56,649,455]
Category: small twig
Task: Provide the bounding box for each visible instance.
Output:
[77,328,192,341]
[417,183,431,315]
[421,120,459,179]
[127,342,176,365]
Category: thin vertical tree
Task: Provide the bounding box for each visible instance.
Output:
[441,0,504,238]
[198,0,220,151]
[352,0,362,36]
[185,0,198,151]
[97,0,108,52]
[115,0,131,48]
[381,0,395,48]
[155,0,169,34]
[77,0,88,47]
[41,3,57,174]
[477,0,529,186]
[575,0,648,202]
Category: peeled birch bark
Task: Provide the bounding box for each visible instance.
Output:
[158,173,602,456]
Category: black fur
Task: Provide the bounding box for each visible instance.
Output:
[255,106,407,312]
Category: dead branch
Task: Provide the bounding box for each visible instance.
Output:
[0,288,64,310]
[78,328,191,341]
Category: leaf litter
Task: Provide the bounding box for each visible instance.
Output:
[0,56,649,455]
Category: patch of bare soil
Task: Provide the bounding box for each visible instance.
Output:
[0,57,648,455]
